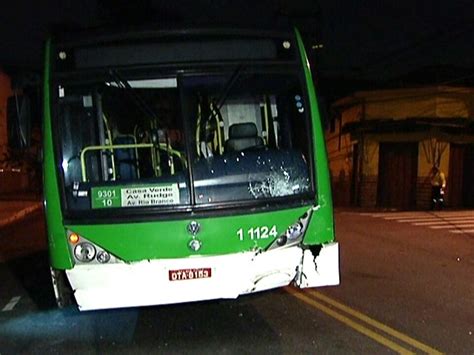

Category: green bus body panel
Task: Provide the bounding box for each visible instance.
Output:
[66,206,310,261]
[294,29,335,244]
[43,39,73,269]
[44,29,335,270]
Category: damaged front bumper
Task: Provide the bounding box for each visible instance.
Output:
[66,242,339,311]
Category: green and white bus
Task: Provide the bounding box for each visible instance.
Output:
[43,27,339,311]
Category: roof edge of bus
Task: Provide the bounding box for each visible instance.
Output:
[51,25,296,46]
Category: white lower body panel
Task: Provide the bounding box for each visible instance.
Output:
[66,242,339,311]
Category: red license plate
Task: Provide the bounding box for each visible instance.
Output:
[168,268,212,281]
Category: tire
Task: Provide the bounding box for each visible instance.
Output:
[50,268,75,308]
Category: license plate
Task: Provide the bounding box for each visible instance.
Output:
[168,268,212,281]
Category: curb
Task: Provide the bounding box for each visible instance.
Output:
[0,202,43,229]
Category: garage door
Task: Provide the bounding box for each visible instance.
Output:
[449,144,474,208]
[377,142,418,210]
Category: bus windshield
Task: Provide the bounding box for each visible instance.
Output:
[55,67,313,214]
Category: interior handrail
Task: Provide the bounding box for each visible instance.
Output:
[80,143,186,182]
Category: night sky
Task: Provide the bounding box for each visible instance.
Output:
[319,1,474,81]
[0,0,473,93]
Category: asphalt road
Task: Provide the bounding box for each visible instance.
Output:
[0,209,473,354]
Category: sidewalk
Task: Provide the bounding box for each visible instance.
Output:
[0,199,43,229]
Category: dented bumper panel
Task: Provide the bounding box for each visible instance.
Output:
[66,242,339,311]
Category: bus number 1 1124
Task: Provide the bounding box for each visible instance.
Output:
[236,226,278,241]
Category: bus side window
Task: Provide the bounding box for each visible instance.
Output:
[60,94,101,185]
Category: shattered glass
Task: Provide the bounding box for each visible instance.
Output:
[248,158,310,198]
[192,148,310,203]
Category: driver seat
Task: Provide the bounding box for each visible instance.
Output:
[224,122,264,152]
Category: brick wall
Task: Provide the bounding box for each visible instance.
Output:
[332,175,351,207]
[0,171,29,194]
[416,176,432,210]
[359,175,378,207]
[0,71,12,149]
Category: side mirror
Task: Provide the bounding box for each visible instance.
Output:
[7,94,31,149]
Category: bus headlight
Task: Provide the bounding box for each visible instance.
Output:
[96,250,111,263]
[74,242,96,263]
[286,222,303,240]
[266,209,313,251]
[67,230,123,265]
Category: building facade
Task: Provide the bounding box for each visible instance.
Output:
[0,70,12,149]
[326,86,474,210]
[0,69,41,195]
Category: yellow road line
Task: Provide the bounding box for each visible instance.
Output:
[286,288,415,354]
[288,287,444,355]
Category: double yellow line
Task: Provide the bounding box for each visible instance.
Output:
[286,287,443,354]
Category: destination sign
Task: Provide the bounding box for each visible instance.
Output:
[91,184,179,209]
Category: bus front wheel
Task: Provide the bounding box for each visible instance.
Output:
[50,268,75,308]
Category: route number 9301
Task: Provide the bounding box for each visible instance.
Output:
[236,225,278,241]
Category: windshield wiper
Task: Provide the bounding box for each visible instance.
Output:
[215,64,243,110]
[107,69,161,124]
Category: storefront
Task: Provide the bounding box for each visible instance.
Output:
[326,86,474,209]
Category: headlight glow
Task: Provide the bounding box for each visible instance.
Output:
[68,232,80,244]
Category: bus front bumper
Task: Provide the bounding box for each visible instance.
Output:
[66,242,339,311]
